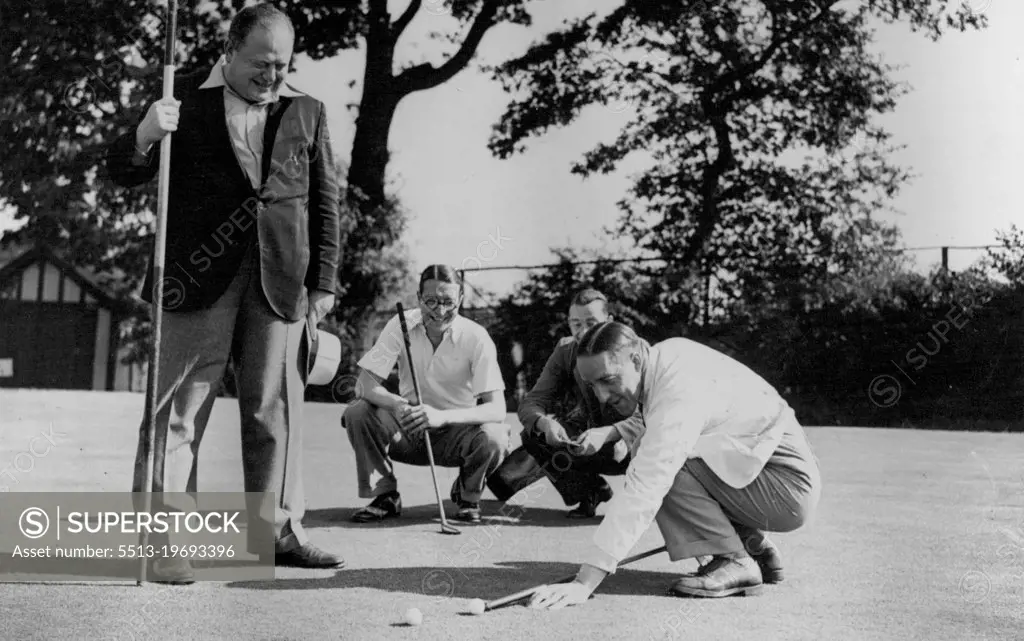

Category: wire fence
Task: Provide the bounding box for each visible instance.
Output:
[455,244,1003,307]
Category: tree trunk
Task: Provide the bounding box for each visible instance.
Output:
[344,0,498,223]
[347,87,399,211]
[346,0,399,212]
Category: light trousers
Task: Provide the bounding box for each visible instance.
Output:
[131,244,309,552]
[655,420,821,561]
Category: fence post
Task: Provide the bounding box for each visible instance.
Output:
[702,259,711,327]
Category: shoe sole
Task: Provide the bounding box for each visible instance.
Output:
[150,578,195,585]
[669,583,764,598]
[276,560,347,569]
[149,562,195,585]
[351,506,401,523]
[351,513,399,523]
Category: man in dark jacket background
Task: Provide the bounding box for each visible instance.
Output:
[106,3,342,583]
[490,289,647,517]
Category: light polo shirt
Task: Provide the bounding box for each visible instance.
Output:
[198,56,303,189]
[583,337,797,573]
[357,308,505,411]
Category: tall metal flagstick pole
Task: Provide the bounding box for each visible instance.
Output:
[138,0,178,586]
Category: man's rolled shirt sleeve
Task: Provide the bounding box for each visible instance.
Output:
[471,334,506,396]
[583,369,712,573]
[106,95,162,188]
[356,316,403,380]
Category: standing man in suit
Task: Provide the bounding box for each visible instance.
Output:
[106,3,343,584]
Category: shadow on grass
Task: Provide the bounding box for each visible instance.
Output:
[304,501,599,530]
[224,561,683,602]
[0,555,273,582]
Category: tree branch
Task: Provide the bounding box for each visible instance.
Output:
[700,125,733,253]
[391,0,421,40]
[711,1,838,96]
[394,0,499,95]
[672,1,840,269]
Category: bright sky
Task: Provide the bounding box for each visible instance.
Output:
[4,1,1020,301]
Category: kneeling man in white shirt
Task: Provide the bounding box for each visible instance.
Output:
[530,321,821,606]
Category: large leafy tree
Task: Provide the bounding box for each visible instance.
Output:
[0,0,530,339]
[987,225,1024,288]
[489,0,986,305]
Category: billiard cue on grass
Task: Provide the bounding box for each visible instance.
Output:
[138,0,179,586]
[483,545,668,611]
[395,303,461,536]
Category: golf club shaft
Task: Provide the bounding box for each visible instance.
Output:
[138,0,178,586]
[396,303,456,532]
[485,545,668,610]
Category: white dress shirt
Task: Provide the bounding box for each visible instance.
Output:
[198,56,303,189]
[583,337,797,573]
[357,308,506,411]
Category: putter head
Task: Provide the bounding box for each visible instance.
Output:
[441,523,462,535]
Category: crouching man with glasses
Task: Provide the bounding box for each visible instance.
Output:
[341,265,511,524]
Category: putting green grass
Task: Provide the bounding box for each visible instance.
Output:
[1,389,1022,641]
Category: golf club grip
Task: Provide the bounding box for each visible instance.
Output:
[395,303,423,404]
[485,545,667,610]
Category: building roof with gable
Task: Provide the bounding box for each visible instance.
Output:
[0,243,139,314]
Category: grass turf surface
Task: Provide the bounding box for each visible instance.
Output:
[0,389,1022,641]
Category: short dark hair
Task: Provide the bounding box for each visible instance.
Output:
[418,264,463,294]
[577,321,640,357]
[227,3,294,52]
[570,288,608,310]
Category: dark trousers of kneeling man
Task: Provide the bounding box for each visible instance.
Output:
[519,407,630,510]
[343,400,511,519]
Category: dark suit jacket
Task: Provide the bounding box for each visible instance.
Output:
[517,335,648,454]
[106,67,341,322]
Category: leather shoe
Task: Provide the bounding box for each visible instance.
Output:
[736,526,784,584]
[275,543,345,569]
[669,554,763,598]
[454,501,482,523]
[450,480,482,523]
[747,538,784,584]
[351,491,402,523]
[148,556,195,585]
[567,484,613,519]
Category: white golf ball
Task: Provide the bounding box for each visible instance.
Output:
[468,598,486,615]
[405,607,423,626]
